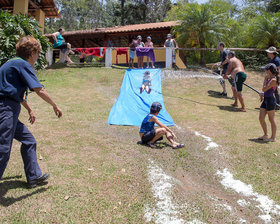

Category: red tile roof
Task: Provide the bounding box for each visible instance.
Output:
[50,21,179,37]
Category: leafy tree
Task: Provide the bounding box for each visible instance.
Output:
[45,0,172,32]
[166,2,228,64]
[45,0,107,32]
[0,10,50,69]
[247,12,280,48]
[267,0,280,13]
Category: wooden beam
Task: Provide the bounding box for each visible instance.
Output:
[29,0,40,9]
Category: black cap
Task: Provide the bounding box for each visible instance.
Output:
[263,63,277,74]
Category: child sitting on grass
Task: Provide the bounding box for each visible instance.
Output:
[139,102,184,149]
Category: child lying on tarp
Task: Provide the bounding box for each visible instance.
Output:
[140,71,152,94]
[139,102,184,149]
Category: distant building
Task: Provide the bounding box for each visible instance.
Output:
[45,21,179,48]
[45,21,186,68]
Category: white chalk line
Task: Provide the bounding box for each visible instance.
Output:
[176,125,280,222]
[194,131,219,151]
[175,125,219,151]
[216,168,280,223]
[145,159,205,224]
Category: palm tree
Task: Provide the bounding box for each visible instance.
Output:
[248,12,280,48]
[174,3,228,64]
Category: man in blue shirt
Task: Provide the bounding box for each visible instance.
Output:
[266,46,280,109]
[0,36,62,188]
[214,42,229,96]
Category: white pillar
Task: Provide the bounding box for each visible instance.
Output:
[105,48,112,67]
[45,47,53,66]
[165,48,173,68]
[57,49,68,63]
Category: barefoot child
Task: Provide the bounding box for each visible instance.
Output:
[258,63,279,142]
[140,71,152,94]
[139,102,184,149]
[145,36,155,68]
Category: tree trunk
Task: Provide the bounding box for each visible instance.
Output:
[199,40,205,65]
[121,0,125,25]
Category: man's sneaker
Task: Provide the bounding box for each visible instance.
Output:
[28,173,49,188]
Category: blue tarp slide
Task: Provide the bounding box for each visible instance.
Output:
[108,69,174,126]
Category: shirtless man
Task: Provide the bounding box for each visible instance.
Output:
[224,51,247,112]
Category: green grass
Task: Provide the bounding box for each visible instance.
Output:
[1,67,280,223]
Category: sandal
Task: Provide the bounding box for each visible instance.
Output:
[172,143,185,149]
[263,138,276,142]
[231,103,238,107]
[257,135,268,140]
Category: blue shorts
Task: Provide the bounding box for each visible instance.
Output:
[129,50,135,60]
[261,96,276,111]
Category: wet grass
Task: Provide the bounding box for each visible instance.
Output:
[1,67,279,223]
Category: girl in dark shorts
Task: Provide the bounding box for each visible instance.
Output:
[139,102,184,149]
[258,63,279,142]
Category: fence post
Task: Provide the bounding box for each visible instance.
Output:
[165,48,172,68]
[105,47,112,67]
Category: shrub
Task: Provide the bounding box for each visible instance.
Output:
[0,10,50,69]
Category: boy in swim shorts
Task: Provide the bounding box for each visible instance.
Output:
[139,102,184,149]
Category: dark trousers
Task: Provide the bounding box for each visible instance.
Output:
[274,88,280,105]
[0,98,42,182]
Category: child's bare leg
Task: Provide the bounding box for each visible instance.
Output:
[259,108,268,139]
[267,110,276,141]
[145,86,149,92]
[140,84,145,93]
[166,131,178,148]
[150,128,166,143]
[140,57,144,68]
[147,57,150,68]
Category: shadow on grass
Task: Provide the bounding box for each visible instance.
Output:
[164,94,219,108]
[1,175,22,181]
[45,63,68,70]
[217,105,239,112]
[248,138,269,144]
[207,90,233,99]
[137,141,172,149]
[0,179,48,207]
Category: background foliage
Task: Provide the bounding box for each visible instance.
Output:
[0,10,50,69]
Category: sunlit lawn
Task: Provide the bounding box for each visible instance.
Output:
[0,67,279,223]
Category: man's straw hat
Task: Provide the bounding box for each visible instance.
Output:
[265,46,279,54]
